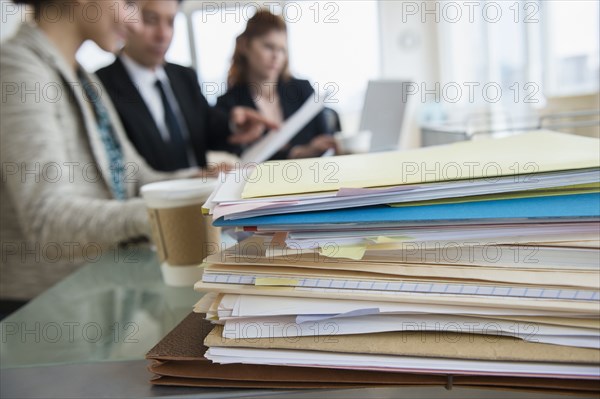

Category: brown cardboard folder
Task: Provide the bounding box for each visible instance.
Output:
[204,325,600,364]
[146,313,600,393]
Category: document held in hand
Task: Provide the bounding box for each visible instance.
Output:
[240,94,325,165]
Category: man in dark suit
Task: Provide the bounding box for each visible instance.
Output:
[97,0,272,172]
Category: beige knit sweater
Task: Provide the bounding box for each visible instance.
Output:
[1,23,196,300]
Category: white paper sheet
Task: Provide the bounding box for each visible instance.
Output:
[220,314,600,348]
[240,95,325,165]
[205,347,600,378]
[229,294,591,318]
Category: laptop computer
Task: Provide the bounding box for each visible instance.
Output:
[359,80,412,152]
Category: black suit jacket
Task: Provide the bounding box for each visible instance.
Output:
[96,58,233,171]
[216,78,330,160]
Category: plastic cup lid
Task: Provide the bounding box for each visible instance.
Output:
[141,178,218,209]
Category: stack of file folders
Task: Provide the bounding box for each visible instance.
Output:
[147,131,600,394]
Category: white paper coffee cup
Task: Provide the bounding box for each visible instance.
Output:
[141,179,220,286]
[159,262,204,287]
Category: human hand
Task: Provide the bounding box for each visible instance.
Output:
[228,107,280,145]
[288,134,337,159]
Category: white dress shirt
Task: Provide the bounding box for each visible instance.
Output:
[120,54,197,166]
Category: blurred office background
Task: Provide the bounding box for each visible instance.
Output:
[2,0,598,146]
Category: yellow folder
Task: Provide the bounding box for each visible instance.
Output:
[242,131,600,198]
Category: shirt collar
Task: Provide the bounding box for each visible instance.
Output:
[120,53,168,87]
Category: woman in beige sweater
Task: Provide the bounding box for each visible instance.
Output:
[0,0,271,302]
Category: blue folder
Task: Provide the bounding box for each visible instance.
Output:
[213,193,600,227]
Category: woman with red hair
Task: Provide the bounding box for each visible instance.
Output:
[217,10,337,160]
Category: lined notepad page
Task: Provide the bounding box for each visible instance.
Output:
[202,274,599,301]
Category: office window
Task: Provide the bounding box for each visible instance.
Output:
[286,1,380,129]
[190,1,381,129]
[166,13,193,67]
[544,0,599,96]
[437,0,599,114]
[437,0,536,114]
[191,5,246,104]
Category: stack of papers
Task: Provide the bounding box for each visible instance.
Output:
[205,130,600,221]
[145,312,600,392]
[197,229,600,374]
[149,131,600,391]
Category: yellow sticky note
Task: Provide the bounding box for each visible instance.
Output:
[319,244,367,261]
[255,278,299,286]
[375,236,413,244]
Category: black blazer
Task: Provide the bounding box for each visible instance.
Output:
[96,57,232,171]
[216,78,331,160]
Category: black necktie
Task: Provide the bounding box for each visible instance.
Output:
[155,79,189,168]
